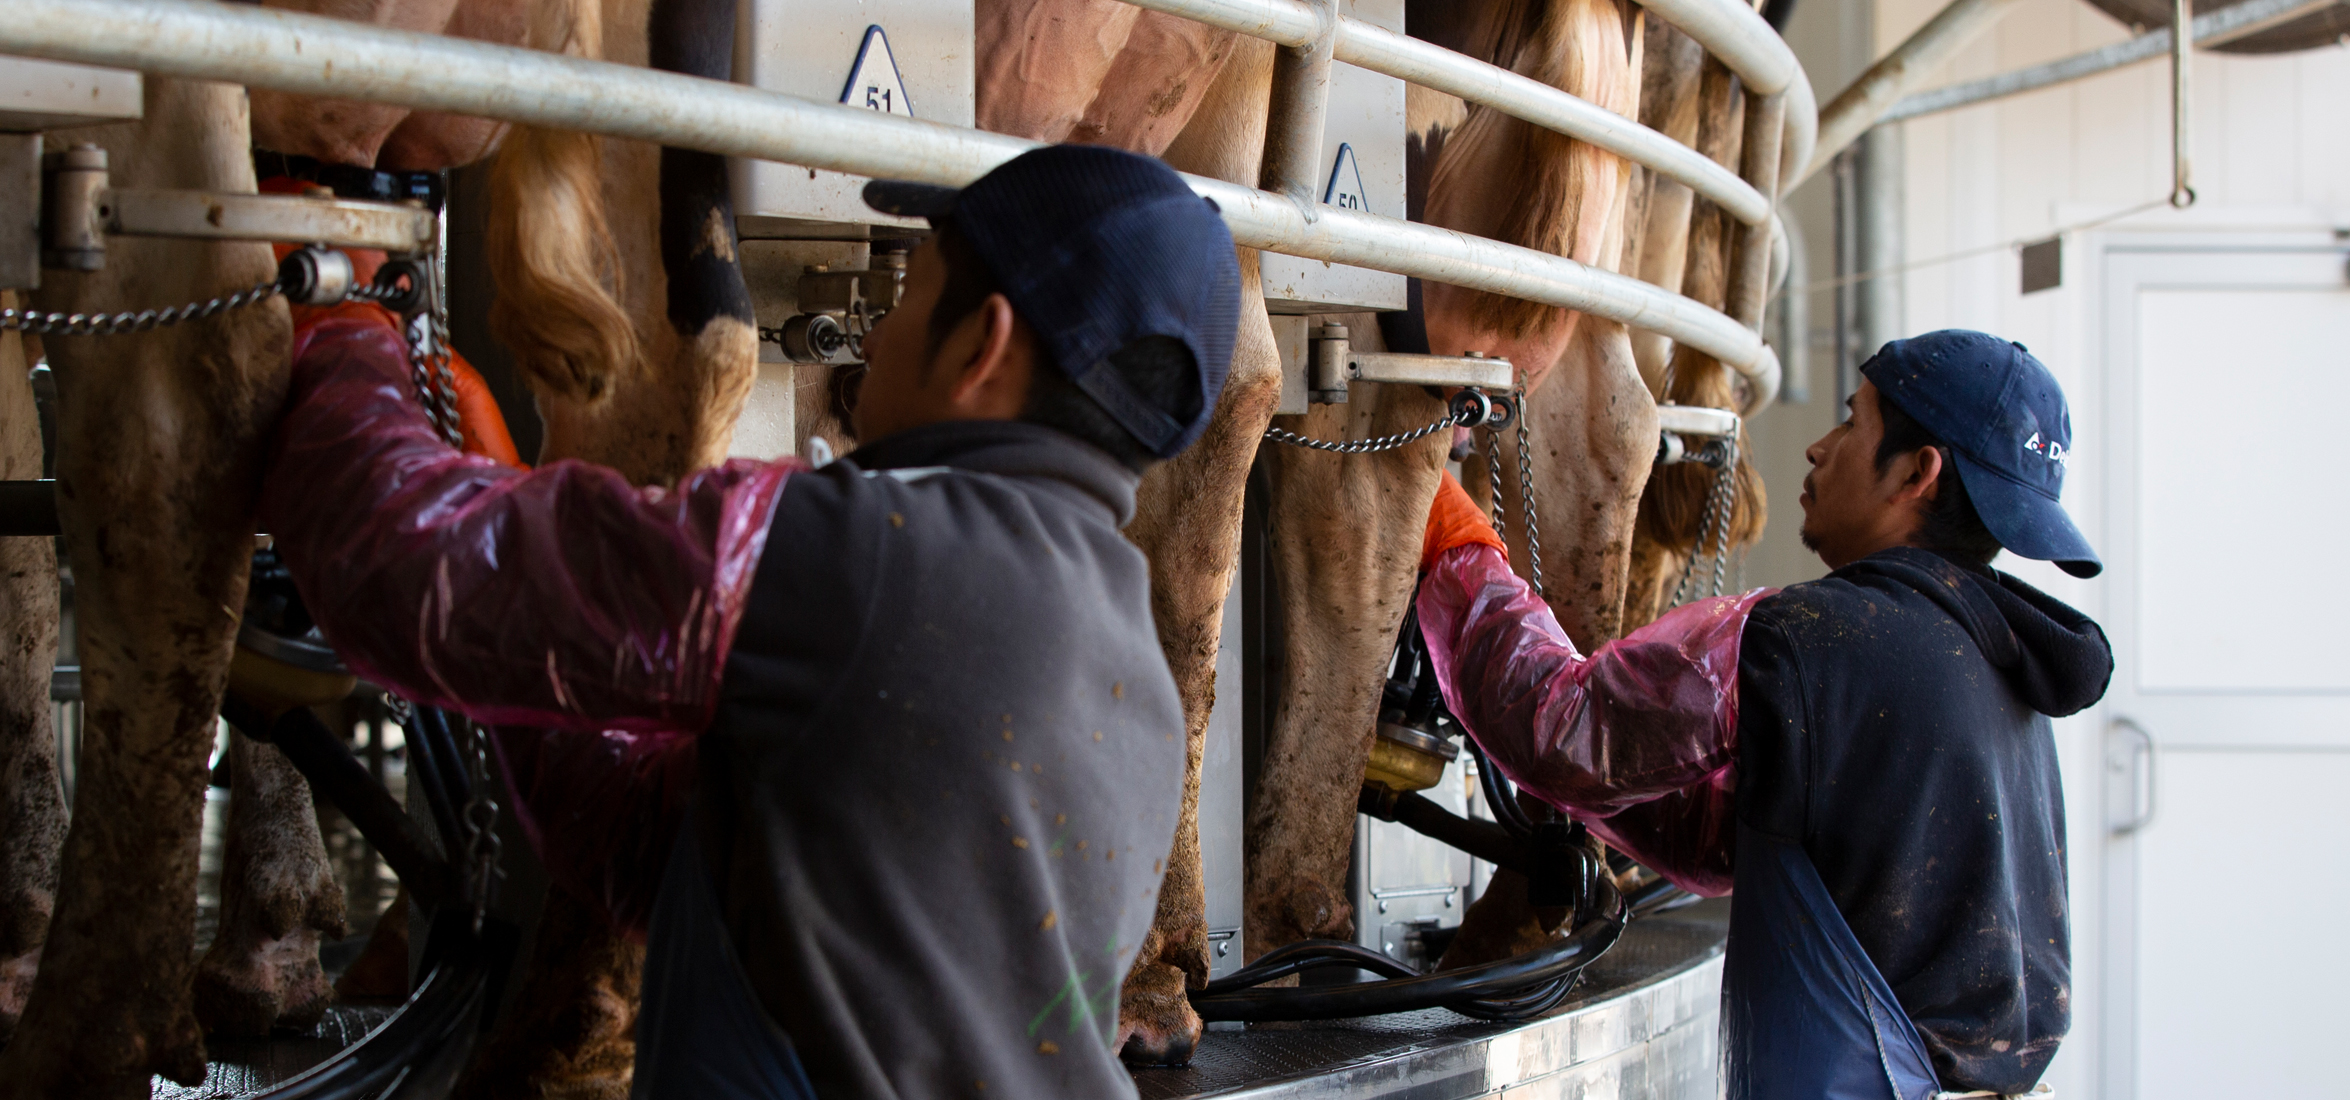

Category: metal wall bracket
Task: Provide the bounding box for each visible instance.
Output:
[1307,322,1512,404]
[29,143,438,275]
[766,251,909,365]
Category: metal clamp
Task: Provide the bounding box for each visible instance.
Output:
[37,143,437,273]
[1655,404,1741,466]
[1308,322,1515,403]
[765,252,909,365]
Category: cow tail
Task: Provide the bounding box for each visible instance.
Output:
[486,0,638,405]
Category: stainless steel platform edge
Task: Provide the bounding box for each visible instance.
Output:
[1199,951,1725,1100]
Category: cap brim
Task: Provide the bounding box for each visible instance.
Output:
[862,179,959,219]
[1950,452,2102,578]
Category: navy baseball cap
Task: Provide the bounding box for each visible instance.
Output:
[1861,330,2102,578]
[863,145,1240,458]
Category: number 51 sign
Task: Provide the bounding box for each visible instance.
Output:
[840,25,917,119]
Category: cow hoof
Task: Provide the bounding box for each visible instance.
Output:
[0,946,38,1046]
[1115,957,1203,1067]
[1117,1016,1200,1068]
[195,926,335,1037]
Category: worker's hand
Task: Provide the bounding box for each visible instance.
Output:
[1422,471,1506,572]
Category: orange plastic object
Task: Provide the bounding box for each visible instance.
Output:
[263,177,522,467]
[1421,471,1507,572]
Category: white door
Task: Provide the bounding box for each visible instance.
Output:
[2097,238,2350,1100]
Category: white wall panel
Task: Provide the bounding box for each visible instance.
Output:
[2134,287,2350,692]
[2134,749,2350,1100]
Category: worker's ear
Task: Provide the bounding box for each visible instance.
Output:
[1886,445,1944,506]
[945,293,1034,417]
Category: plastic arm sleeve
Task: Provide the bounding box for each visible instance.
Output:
[1416,543,1772,896]
[258,312,795,734]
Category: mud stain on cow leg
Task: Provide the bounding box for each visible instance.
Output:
[0,297,61,1048]
[195,732,349,1037]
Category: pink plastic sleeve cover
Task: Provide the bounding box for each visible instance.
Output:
[261,313,794,733]
[1416,543,1772,896]
[261,313,794,930]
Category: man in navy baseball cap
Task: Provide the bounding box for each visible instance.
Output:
[858,143,1241,464]
[1410,326,2112,1098]
[1850,330,2100,576]
[252,141,1249,1096]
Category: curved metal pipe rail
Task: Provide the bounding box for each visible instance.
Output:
[0,0,1784,410]
[1122,0,1771,227]
[1123,0,1814,209]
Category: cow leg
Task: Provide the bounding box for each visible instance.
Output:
[1493,318,1657,649]
[455,890,644,1100]
[1115,258,1281,1061]
[0,302,61,1047]
[0,78,290,1098]
[1103,35,1277,1066]
[1246,378,1449,961]
[195,732,348,1037]
[1436,319,1655,971]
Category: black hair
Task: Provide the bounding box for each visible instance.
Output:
[925,221,1200,474]
[1873,390,2003,567]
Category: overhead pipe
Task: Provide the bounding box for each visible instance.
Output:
[0,0,1783,405]
[2166,0,2196,207]
[1796,0,2031,188]
[1880,0,2337,124]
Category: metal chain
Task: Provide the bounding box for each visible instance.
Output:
[0,279,282,335]
[1481,424,1510,552]
[454,714,502,934]
[1511,385,1544,599]
[1261,407,1462,455]
[1670,436,1741,606]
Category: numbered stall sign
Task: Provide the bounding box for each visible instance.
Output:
[1322,143,1369,212]
[840,25,915,118]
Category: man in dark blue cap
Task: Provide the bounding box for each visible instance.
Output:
[256,144,1242,1099]
[1414,330,2114,1099]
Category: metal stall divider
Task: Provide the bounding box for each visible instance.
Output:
[0,0,1809,1044]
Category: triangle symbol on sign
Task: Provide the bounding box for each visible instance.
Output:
[840,25,915,118]
[1321,143,1369,212]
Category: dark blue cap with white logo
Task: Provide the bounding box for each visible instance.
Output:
[863,145,1240,459]
[1861,329,2102,578]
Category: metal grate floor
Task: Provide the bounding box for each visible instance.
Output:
[1132,899,1729,1100]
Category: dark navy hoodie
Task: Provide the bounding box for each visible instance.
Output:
[1735,546,2113,1093]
